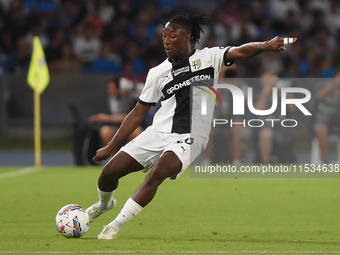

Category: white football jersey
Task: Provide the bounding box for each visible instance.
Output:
[139,46,233,138]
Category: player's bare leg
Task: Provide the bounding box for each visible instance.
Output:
[131,151,182,206]
[315,124,329,163]
[98,151,144,191]
[98,151,182,239]
[258,128,273,163]
[232,124,243,164]
[86,151,144,222]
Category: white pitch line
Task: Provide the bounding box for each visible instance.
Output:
[1,251,340,254]
[0,167,43,180]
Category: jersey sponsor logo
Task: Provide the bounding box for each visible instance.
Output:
[166,74,211,95]
[161,67,214,101]
[192,59,201,70]
[172,66,190,76]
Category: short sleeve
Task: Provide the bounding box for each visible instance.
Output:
[138,70,162,106]
[208,46,234,73]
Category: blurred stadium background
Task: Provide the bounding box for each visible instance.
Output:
[1,0,340,166]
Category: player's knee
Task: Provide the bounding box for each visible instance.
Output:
[100,163,119,182]
[147,168,165,186]
[146,164,180,186]
[259,128,273,140]
[145,167,168,186]
[100,126,115,141]
[315,124,328,135]
[100,125,113,134]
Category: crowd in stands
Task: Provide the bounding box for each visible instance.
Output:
[1,0,340,80]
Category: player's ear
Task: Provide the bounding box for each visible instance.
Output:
[185,33,191,43]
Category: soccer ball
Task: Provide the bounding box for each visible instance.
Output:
[55,204,90,238]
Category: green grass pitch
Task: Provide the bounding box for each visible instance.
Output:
[0,166,340,254]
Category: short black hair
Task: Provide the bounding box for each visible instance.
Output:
[168,13,213,47]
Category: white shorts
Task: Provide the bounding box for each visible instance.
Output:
[120,126,207,179]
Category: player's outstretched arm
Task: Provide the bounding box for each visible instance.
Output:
[92,103,151,164]
[226,36,297,62]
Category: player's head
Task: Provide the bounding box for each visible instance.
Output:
[107,76,120,97]
[163,14,212,60]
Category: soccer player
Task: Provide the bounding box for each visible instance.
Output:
[86,14,296,239]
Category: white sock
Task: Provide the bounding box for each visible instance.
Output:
[98,187,115,211]
[108,197,143,231]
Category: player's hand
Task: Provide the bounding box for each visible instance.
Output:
[266,36,297,51]
[92,146,112,164]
